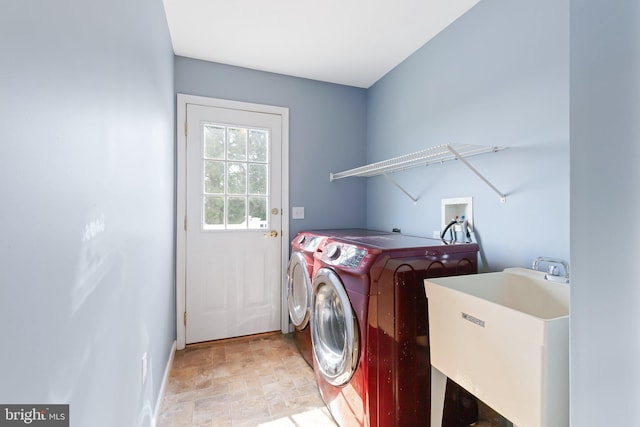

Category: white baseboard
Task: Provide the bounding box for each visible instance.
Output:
[153,340,176,426]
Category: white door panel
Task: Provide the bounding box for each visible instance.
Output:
[185,103,282,344]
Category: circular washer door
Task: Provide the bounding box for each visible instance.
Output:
[311,267,359,386]
[287,251,312,329]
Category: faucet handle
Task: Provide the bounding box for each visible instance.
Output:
[533,256,570,284]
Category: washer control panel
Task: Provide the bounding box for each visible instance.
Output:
[321,243,369,270]
[293,233,325,253]
[340,245,367,269]
[303,235,323,252]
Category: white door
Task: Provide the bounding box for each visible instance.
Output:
[184,103,283,344]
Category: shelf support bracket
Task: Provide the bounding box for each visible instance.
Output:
[446,144,507,203]
[382,172,418,204]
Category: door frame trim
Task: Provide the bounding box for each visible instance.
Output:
[175,94,290,350]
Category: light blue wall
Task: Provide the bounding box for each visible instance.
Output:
[366,0,569,272]
[4,0,633,424]
[175,57,368,237]
[0,1,175,426]
[571,0,640,424]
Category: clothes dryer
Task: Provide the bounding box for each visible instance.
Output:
[287,229,392,367]
[287,231,326,366]
[310,234,479,427]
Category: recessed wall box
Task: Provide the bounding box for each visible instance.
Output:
[441,197,473,232]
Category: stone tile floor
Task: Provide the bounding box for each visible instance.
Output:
[157,332,337,427]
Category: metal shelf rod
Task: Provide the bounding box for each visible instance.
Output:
[445,144,507,203]
[382,172,418,203]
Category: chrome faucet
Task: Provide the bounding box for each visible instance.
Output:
[532,257,570,284]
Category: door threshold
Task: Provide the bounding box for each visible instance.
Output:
[185,330,282,348]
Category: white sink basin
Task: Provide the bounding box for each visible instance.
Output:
[424,268,569,427]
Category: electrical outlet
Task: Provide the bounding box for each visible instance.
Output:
[141,352,148,385]
[433,230,440,239]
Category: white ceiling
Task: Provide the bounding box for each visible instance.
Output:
[162,0,481,89]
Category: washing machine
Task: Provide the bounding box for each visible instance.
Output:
[287,229,392,367]
[310,233,479,427]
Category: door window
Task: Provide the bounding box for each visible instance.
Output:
[202,124,270,230]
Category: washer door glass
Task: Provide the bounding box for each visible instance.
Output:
[287,252,311,329]
[311,267,359,386]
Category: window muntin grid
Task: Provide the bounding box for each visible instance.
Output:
[202,124,270,230]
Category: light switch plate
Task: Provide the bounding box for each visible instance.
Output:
[292,207,305,220]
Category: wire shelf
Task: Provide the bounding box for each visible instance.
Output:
[329,143,507,203]
[330,144,503,180]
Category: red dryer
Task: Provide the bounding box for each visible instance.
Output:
[287,229,392,367]
[287,231,331,366]
[310,233,479,427]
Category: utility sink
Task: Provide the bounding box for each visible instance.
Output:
[424,268,569,427]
